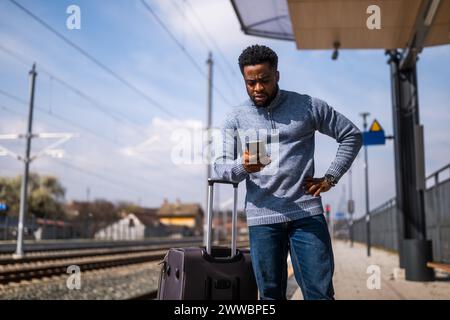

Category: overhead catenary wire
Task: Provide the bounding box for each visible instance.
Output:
[0,92,204,185]
[1,102,201,205]
[168,0,241,102]
[0,105,182,201]
[0,44,212,181]
[8,0,177,119]
[0,2,211,194]
[0,51,153,143]
[0,47,194,172]
[0,44,152,138]
[183,0,243,83]
[0,61,205,202]
[0,88,123,145]
[0,92,120,146]
[140,0,236,107]
[42,72,150,137]
[0,87,203,194]
[1,149,148,202]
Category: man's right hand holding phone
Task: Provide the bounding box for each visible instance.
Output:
[243,149,271,173]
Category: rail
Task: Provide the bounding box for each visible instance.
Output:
[0,239,250,285]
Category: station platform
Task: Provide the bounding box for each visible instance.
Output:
[287,240,450,300]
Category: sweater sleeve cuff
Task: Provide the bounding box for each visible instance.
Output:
[231,160,249,182]
[325,163,347,182]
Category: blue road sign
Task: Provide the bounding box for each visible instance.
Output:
[363,130,386,146]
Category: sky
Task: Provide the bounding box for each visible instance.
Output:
[0,0,449,221]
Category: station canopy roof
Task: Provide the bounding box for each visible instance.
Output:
[231,0,450,49]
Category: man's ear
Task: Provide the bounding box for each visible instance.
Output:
[276,71,280,82]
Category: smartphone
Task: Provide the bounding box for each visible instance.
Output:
[246,140,270,165]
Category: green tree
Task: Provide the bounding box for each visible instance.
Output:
[0,176,21,215]
[0,173,66,219]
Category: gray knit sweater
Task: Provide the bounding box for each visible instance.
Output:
[213,89,362,226]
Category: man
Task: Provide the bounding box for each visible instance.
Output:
[213,45,362,300]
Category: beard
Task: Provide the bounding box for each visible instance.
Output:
[251,86,279,107]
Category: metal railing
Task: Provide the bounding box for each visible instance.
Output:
[426,163,450,187]
[338,163,450,263]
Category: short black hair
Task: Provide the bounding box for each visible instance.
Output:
[238,45,278,73]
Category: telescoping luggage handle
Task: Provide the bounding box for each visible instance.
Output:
[206,179,239,257]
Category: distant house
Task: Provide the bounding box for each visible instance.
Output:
[94,209,167,240]
[156,199,204,236]
[93,200,205,240]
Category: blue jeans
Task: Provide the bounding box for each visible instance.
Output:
[248,214,335,300]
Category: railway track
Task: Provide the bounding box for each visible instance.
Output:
[0,241,201,265]
[0,240,249,285]
[0,237,204,254]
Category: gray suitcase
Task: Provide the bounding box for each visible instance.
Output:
[157,179,258,300]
